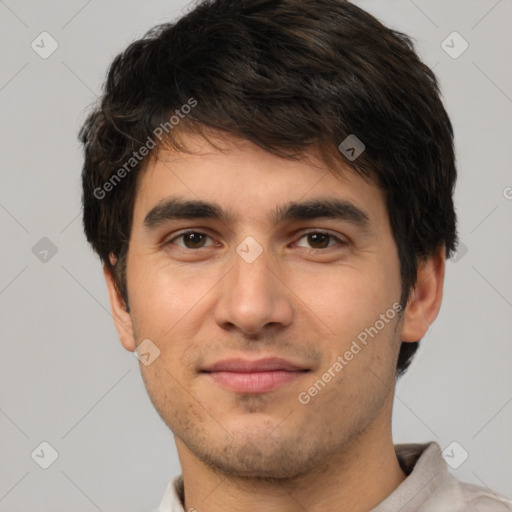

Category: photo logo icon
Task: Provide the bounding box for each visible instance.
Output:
[236,236,263,263]
[451,241,468,263]
[338,134,365,161]
[134,339,161,366]
[31,32,59,59]
[32,237,58,263]
[442,441,469,469]
[441,31,469,59]
[31,441,59,469]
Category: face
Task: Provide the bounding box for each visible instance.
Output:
[115,132,409,479]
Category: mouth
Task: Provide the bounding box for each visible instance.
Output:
[200,357,311,394]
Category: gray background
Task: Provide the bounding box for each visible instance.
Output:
[1,0,511,510]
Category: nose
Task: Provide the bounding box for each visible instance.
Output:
[213,246,294,336]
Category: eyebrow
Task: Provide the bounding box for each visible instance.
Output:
[143,197,370,230]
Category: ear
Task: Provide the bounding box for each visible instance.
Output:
[400,246,445,343]
[103,262,136,352]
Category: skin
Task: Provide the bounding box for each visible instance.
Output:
[104,130,445,512]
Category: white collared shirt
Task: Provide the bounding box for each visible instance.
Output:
[155,442,512,511]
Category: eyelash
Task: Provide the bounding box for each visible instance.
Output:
[166,230,347,251]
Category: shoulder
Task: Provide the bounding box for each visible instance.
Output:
[392,442,512,512]
[457,481,512,511]
[428,456,512,511]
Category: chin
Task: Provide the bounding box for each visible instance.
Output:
[189,430,317,481]
[199,451,309,481]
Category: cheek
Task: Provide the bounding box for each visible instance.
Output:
[297,264,400,337]
[127,260,213,339]
[127,262,216,381]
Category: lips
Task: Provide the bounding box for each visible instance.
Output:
[203,357,307,373]
[201,357,310,394]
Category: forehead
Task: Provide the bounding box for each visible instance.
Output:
[132,132,386,228]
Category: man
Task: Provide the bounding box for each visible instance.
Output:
[79,0,512,510]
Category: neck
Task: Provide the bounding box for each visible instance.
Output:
[176,405,406,512]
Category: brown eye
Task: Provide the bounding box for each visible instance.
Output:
[170,231,214,249]
[295,231,343,250]
[183,233,207,248]
[307,233,331,249]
